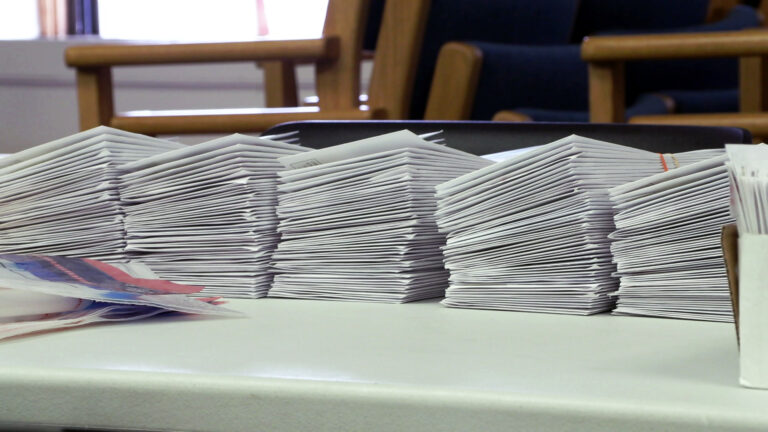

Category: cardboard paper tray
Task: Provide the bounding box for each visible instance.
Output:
[722,224,740,341]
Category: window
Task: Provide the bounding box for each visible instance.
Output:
[98,0,327,41]
[258,0,328,39]
[0,0,40,40]
[98,0,261,42]
[0,0,328,41]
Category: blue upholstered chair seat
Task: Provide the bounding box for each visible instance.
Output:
[515,95,673,123]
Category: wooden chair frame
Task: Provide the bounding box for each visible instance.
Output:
[582,29,768,137]
[65,0,430,135]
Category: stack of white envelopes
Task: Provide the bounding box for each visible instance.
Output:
[0,126,184,261]
[435,135,723,315]
[270,130,491,302]
[120,134,308,298]
[609,153,733,322]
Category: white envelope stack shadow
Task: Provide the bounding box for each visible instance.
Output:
[609,153,733,322]
[269,130,492,302]
[0,126,185,262]
[434,135,724,315]
[120,134,308,298]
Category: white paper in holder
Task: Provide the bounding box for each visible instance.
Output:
[739,233,768,389]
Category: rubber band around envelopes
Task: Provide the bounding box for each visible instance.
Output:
[658,153,681,172]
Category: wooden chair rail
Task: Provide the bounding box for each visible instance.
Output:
[65,38,339,67]
[582,30,768,61]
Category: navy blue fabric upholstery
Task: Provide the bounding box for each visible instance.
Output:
[597,4,761,36]
[409,0,581,119]
[571,0,710,42]
[661,89,740,114]
[469,43,586,120]
[515,94,672,123]
[362,0,385,51]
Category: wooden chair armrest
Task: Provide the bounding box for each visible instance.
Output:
[582,29,768,61]
[65,37,339,67]
[424,42,483,120]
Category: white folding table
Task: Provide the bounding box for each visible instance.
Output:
[0,298,766,432]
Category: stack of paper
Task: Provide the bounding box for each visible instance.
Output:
[435,135,723,315]
[609,154,732,322]
[269,130,492,302]
[0,127,184,262]
[726,143,768,235]
[120,134,308,298]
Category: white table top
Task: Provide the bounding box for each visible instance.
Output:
[0,298,765,432]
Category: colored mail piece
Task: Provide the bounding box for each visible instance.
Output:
[0,254,238,340]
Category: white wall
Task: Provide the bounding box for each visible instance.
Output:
[0,38,362,152]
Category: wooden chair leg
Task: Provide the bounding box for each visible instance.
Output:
[367,0,431,119]
[75,67,114,130]
[315,0,369,110]
[260,60,298,107]
[740,56,768,112]
[588,62,625,123]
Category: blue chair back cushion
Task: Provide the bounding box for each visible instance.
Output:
[571,0,710,41]
[470,43,586,120]
[409,0,581,119]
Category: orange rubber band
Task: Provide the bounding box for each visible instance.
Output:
[658,153,669,172]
